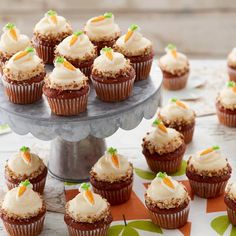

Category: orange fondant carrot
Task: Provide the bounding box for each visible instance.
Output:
[102,47,113,61]
[107,147,120,168]
[13,47,34,61]
[69,31,84,47]
[124,24,139,43]
[152,119,167,133]
[47,10,58,24]
[17,180,31,197]
[55,57,76,71]
[157,172,175,189]
[5,23,18,41]
[80,183,95,205]
[167,44,177,58]
[91,12,113,23]
[171,98,187,109]
[200,146,220,156]
[20,146,31,164]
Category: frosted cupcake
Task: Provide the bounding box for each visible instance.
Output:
[91,47,135,102]
[186,146,232,198]
[33,10,73,64]
[158,98,196,144]
[43,57,89,116]
[5,146,47,194]
[84,12,120,52]
[64,183,112,236]
[2,47,46,104]
[90,147,133,205]
[227,48,236,82]
[114,24,153,81]
[216,81,236,127]
[159,44,189,90]
[0,180,46,236]
[0,23,30,75]
[225,182,236,225]
[145,172,190,229]
[142,119,186,174]
[55,30,97,77]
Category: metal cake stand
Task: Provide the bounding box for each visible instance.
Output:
[0,66,162,182]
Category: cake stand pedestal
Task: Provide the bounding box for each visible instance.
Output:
[0,67,162,182]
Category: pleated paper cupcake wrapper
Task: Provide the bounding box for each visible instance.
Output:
[148,204,190,229]
[2,78,44,104]
[80,66,92,78]
[144,154,183,174]
[2,214,45,236]
[33,41,55,64]
[0,61,4,76]
[163,73,189,90]
[228,66,236,82]
[45,93,89,116]
[180,126,195,144]
[188,179,228,198]
[132,59,153,82]
[216,106,236,127]
[6,175,47,195]
[92,182,133,205]
[91,77,135,102]
[66,223,110,236]
[227,207,236,225]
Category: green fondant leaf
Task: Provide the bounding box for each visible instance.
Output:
[170,160,187,176]
[128,220,163,234]
[134,168,155,180]
[211,215,230,235]
[108,225,124,236]
[122,226,139,236]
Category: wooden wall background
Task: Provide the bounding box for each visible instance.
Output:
[0,0,236,58]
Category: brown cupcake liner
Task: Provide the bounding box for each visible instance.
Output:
[227,207,236,225]
[162,72,189,90]
[228,66,236,82]
[45,92,89,116]
[147,204,190,229]
[91,76,135,102]
[1,77,44,104]
[92,181,133,205]
[66,222,110,236]
[33,40,55,64]
[132,58,153,82]
[188,179,228,198]
[144,153,184,174]
[0,61,4,76]
[216,105,236,127]
[5,174,47,195]
[2,214,45,236]
[180,125,195,144]
[80,66,92,78]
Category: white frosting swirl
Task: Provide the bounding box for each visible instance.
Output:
[67,192,108,222]
[219,86,236,109]
[147,176,186,201]
[56,33,95,60]
[0,26,30,54]
[2,187,43,217]
[159,51,189,74]
[115,30,152,56]
[160,100,195,121]
[8,152,43,176]
[92,153,131,181]
[228,48,236,67]
[34,14,71,35]
[93,50,127,74]
[84,14,120,41]
[47,60,87,90]
[189,149,227,172]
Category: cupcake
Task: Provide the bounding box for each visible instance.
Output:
[32,10,73,64]
[0,180,46,236]
[84,12,120,52]
[55,30,97,77]
[0,23,30,75]
[158,98,196,144]
[159,44,189,90]
[91,47,135,102]
[113,24,153,81]
[5,146,47,194]
[64,183,112,236]
[142,119,186,174]
[186,146,232,198]
[227,48,236,82]
[145,172,190,229]
[2,47,46,104]
[216,81,236,127]
[43,56,89,116]
[90,147,133,205]
[225,182,236,225]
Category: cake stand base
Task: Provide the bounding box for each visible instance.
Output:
[48,136,106,182]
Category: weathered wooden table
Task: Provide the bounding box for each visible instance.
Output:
[0,60,234,236]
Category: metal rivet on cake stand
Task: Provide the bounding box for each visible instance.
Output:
[0,66,162,182]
